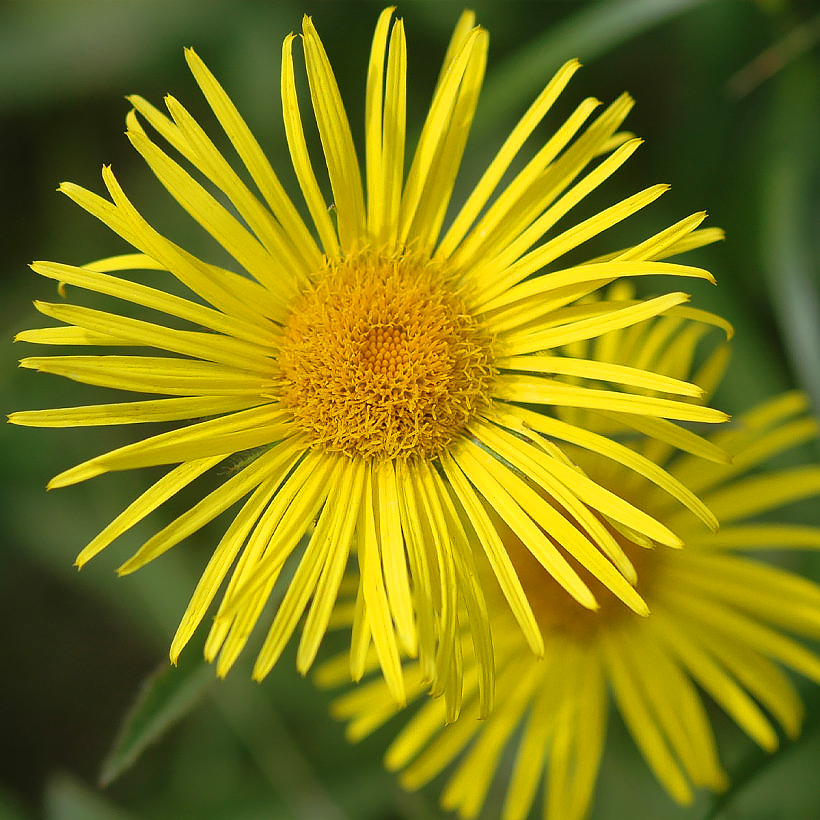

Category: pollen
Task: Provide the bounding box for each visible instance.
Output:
[278,253,496,460]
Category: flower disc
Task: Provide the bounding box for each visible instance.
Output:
[279,253,495,459]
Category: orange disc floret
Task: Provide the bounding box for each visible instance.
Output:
[279,252,495,460]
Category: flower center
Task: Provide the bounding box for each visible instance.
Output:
[278,253,495,460]
[494,506,659,639]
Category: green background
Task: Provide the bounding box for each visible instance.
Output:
[1,1,819,818]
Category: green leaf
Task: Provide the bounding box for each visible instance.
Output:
[761,55,820,421]
[474,0,709,132]
[99,652,215,786]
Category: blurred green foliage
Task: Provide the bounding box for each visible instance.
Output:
[1,1,819,819]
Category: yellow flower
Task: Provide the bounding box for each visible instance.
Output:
[324,301,820,819]
[12,8,726,708]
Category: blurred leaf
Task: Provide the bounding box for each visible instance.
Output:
[475,0,708,132]
[99,653,214,787]
[44,774,135,820]
[761,57,820,416]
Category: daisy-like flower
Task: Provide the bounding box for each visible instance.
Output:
[324,296,820,819]
[11,8,727,708]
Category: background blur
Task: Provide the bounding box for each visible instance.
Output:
[2,1,819,818]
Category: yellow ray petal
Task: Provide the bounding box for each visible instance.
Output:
[117,443,301,575]
[494,374,727,426]
[653,610,778,751]
[183,47,322,267]
[602,631,693,805]
[376,458,416,657]
[359,461,405,704]
[253,457,349,678]
[410,460,458,701]
[442,662,541,817]
[690,523,820,551]
[702,466,820,525]
[379,17,407,248]
[301,15,366,252]
[395,458,437,682]
[170,473,283,662]
[452,440,602,608]
[438,58,582,260]
[126,128,294,299]
[498,291,691,356]
[297,458,365,673]
[407,29,487,255]
[33,301,274,375]
[19,355,270,396]
[76,455,223,568]
[47,404,290,487]
[11,395,263,428]
[281,33,340,259]
[502,659,566,820]
[398,27,483,245]
[495,354,703,397]
[462,431,649,612]
[15,325,128,347]
[364,7,394,240]
[159,96,314,287]
[30,260,275,346]
[439,449,544,656]
[498,405,718,531]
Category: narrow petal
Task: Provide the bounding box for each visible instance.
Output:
[494,374,728,425]
[359,461,405,704]
[702,466,820,525]
[11,395,263,428]
[451,439,601,608]
[47,404,290,487]
[406,29,487,255]
[117,443,302,574]
[30,260,276,346]
[461,431,649,612]
[170,473,283,662]
[297,458,365,673]
[183,47,322,267]
[495,354,704,397]
[437,58,582,260]
[398,27,483,245]
[653,610,778,751]
[440,449,544,656]
[497,292,692,356]
[498,405,718,531]
[19,355,271,396]
[281,33,341,258]
[364,7,394,240]
[378,18,407,248]
[252,457,350,678]
[376,458,416,656]
[301,16,367,252]
[32,301,275,375]
[76,455,223,568]
[602,631,693,804]
[480,259,712,316]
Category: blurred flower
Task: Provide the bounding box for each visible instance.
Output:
[324,297,820,819]
[12,8,726,708]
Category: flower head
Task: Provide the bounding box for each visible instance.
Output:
[12,8,726,708]
[325,301,820,819]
